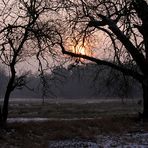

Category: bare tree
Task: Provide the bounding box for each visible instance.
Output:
[0,0,60,125]
[56,0,148,118]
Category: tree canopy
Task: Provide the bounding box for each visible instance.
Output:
[55,0,148,117]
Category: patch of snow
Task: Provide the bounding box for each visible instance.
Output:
[1,98,134,104]
[48,133,148,148]
[47,131,148,148]
[7,117,102,123]
[96,133,148,148]
[49,139,98,148]
[7,117,50,123]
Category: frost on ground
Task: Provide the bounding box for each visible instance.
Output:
[48,139,98,148]
[49,133,148,148]
[96,132,148,148]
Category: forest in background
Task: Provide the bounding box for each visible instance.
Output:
[0,63,142,99]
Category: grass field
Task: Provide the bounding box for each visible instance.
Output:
[0,98,147,147]
[8,98,142,118]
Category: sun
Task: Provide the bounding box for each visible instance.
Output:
[71,41,92,57]
[74,45,86,55]
[65,39,93,62]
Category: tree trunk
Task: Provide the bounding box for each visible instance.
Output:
[0,92,11,127]
[0,106,3,127]
[142,82,148,118]
[2,87,12,124]
[0,69,15,126]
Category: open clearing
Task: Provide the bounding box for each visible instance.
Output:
[0,98,148,147]
[7,98,141,118]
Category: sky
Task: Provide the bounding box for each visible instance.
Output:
[0,0,147,75]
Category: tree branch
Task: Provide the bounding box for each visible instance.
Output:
[89,14,147,74]
[59,42,143,83]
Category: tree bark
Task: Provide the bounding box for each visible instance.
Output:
[2,86,12,123]
[0,65,15,125]
[142,81,148,118]
[0,89,12,127]
[0,106,3,127]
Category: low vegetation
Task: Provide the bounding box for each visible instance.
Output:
[0,100,147,147]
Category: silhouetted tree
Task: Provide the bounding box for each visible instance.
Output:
[57,0,148,118]
[0,0,60,125]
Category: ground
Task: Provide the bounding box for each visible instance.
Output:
[0,98,148,147]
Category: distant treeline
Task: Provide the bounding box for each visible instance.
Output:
[0,63,142,99]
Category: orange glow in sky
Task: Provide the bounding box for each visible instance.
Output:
[71,41,93,59]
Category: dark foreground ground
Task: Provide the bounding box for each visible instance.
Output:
[0,98,148,147]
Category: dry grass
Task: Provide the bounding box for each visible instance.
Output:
[0,100,146,147]
[8,100,141,118]
[0,115,148,147]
